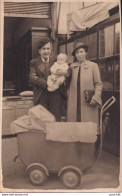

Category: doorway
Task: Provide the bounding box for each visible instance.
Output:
[3,16,51,95]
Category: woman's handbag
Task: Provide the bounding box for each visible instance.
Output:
[84,90,95,103]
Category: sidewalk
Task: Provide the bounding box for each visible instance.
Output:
[1,136,120,191]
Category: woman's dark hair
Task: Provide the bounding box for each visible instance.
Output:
[83,47,88,53]
[75,46,88,54]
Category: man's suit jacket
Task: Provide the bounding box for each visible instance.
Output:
[29,56,67,105]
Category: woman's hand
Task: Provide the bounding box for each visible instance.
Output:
[90,98,97,105]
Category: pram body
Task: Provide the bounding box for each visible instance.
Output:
[11,96,116,188]
[17,130,95,172]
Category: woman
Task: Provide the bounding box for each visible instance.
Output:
[67,41,102,123]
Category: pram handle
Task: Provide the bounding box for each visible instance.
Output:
[97,96,116,163]
[99,96,116,134]
[100,96,116,115]
[84,96,116,172]
[13,155,20,163]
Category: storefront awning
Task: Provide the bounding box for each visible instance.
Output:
[67,2,119,32]
[4,2,51,18]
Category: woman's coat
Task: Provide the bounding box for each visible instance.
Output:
[67,60,102,123]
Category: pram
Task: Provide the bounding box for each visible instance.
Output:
[10,96,116,189]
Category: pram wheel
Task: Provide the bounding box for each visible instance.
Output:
[60,169,81,189]
[26,165,47,186]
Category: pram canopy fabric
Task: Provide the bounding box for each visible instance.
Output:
[10,105,55,134]
[10,115,46,134]
[28,105,56,122]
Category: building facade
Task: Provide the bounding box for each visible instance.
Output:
[2,2,120,156]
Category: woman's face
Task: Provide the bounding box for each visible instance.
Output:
[75,48,87,62]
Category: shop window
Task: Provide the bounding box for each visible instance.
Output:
[79,36,88,45]
[59,44,66,54]
[79,33,97,60]
[114,57,120,90]
[87,33,97,60]
[115,22,120,54]
[99,60,114,91]
[67,42,74,64]
[99,25,114,58]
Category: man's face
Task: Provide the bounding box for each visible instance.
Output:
[39,42,52,59]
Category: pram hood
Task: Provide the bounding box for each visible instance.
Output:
[28,105,56,122]
[10,105,55,134]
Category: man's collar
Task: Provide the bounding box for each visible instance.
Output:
[41,56,49,63]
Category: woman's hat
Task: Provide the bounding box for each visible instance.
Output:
[72,41,88,56]
[37,38,53,50]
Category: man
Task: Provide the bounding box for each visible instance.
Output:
[29,38,67,121]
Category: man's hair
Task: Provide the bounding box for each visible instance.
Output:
[38,38,52,50]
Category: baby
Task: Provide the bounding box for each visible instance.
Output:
[47,53,69,92]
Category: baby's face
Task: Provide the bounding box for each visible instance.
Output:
[57,55,67,64]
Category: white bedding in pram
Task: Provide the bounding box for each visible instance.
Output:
[45,122,98,143]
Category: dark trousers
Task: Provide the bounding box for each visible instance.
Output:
[36,89,61,121]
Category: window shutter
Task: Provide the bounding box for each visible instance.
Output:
[4,2,51,18]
